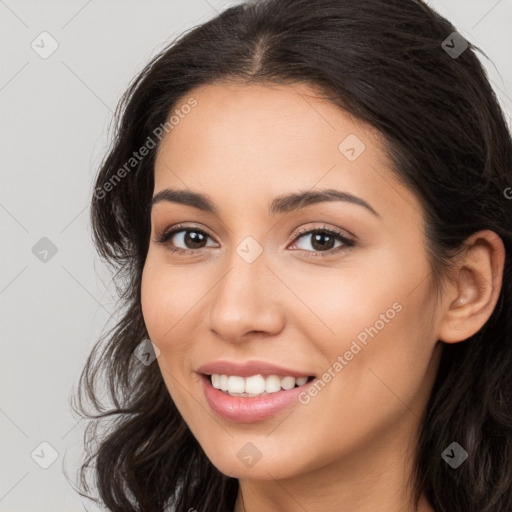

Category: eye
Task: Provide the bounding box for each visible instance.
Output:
[288,224,355,258]
[154,223,356,258]
[154,224,217,255]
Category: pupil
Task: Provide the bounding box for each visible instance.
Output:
[186,231,206,248]
[312,232,334,251]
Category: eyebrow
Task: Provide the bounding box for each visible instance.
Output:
[150,188,381,218]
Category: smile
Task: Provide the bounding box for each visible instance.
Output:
[200,373,317,423]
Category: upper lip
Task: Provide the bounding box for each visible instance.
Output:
[197,360,315,378]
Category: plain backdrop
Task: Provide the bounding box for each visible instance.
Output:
[1,1,511,510]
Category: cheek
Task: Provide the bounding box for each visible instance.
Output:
[141,257,193,340]
[303,251,434,402]
[285,265,407,353]
[140,260,195,402]
[140,257,214,372]
[333,279,437,423]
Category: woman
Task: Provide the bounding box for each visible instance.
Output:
[72,0,512,511]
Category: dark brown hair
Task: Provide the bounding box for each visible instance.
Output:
[70,1,512,510]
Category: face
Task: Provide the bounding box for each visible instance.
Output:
[141,82,443,481]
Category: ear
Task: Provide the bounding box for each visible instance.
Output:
[437,230,505,344]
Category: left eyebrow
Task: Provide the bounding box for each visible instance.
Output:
[150,187,381,218]
[269,188,381,218]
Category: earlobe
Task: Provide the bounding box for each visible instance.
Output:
[437,230,505,344]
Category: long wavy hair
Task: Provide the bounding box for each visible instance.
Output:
[70,0,512,510]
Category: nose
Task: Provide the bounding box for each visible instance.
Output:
[208,251,286,344]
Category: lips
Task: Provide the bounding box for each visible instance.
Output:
[199,373,316,422]
[196,359,315,378]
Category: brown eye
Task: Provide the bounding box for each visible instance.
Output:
[155,226,217,254]
[289,226,355,258]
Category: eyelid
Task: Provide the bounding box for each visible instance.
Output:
[289,222,355,243]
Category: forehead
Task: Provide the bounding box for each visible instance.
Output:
[155,81,385,165]
[152,82,421,225]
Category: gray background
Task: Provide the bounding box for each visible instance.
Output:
[1,1,511,511]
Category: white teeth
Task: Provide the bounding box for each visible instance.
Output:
[210,374,312,396]
[265,375,282,393]
[280,376,295,390]
[219,374,228,392]
[227,375,245,393]
[245,374,266,394]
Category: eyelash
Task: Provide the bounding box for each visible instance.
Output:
[154,223,356,259]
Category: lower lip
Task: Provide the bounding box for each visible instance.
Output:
[199,374,315,423]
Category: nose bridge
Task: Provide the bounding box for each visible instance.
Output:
[208,235,283,341]
[218,228,270,297]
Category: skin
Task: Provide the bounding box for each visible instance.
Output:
[140,82,505,512]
